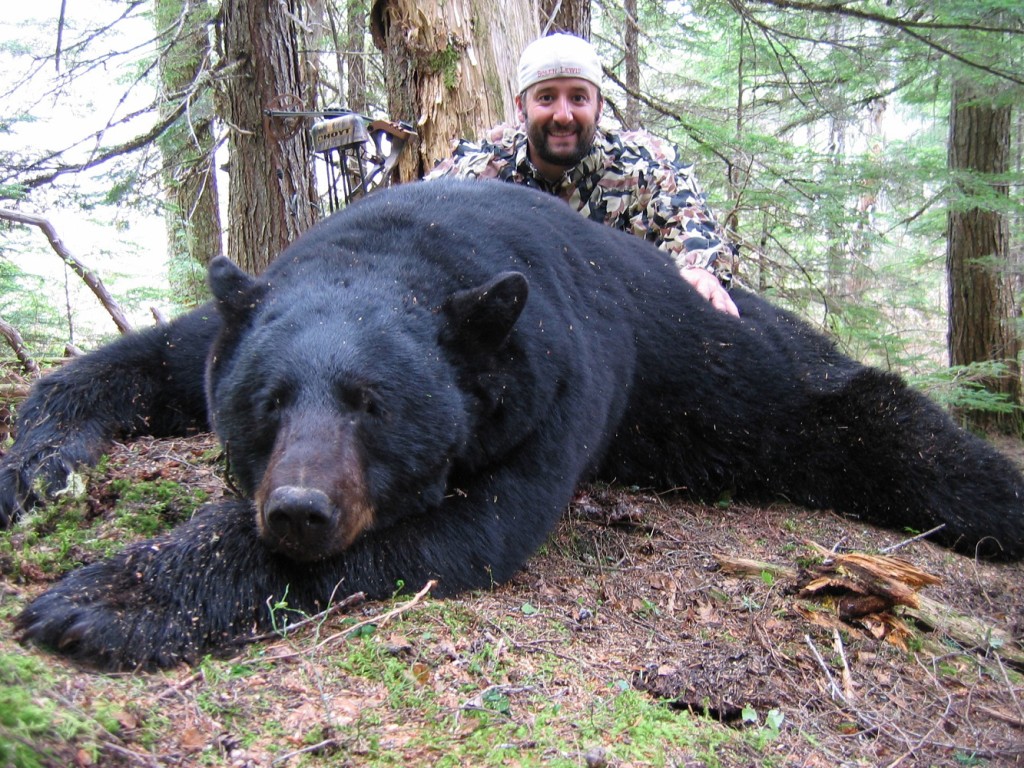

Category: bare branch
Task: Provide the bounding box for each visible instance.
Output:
[55,0,68,72]
[0,209,133,335]
[742,0,1024,36]
[600,66,730,165]
[10,99,187,192]
[3,1,213,195]
[0,317,40,377]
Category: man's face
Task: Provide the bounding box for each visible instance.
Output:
[516,78,602,173]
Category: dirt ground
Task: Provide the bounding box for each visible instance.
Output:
[2,433,1023,767]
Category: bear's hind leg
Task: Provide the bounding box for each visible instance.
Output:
[777,368,1024,559]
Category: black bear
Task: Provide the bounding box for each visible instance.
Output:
[5,180,1023,670]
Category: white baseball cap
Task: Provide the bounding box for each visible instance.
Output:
[517,33,602,94]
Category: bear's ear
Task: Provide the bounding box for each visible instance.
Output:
[443,271,529,352]
[208,256,261,322]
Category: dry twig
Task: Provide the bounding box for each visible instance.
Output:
[256,580,438,664]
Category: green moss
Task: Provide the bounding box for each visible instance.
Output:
[426,40,463,90]
[0,653,120,768]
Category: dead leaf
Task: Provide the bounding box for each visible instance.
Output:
[113,710,138,731]
[179,726,206,752]
[411,662,431,685]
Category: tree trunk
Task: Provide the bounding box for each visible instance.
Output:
[346,0,368,113]
[156,0,223,298]
[946,79,1021,435]
[370,0,535,180]
[823,14,848,305]
[727,15,746,262]
[623,0,639,129]
[219,0,318,274]
[540,0,590,37]
[1014,101,1024,299]
[0,316,39,378]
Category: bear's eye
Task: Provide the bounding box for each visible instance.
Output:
[339,385,385,418]
[261,386,292,418]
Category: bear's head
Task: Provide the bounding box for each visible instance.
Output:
[204,255,529,562]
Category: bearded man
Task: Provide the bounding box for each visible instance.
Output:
[427,33,738,316]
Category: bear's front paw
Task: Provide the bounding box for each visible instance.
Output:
[0,450,76,528]
[16,564,204,671]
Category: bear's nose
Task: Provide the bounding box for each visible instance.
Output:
[263,486,335,545]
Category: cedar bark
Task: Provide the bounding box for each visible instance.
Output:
[370,0,535,180]
[623,0,640,129]
[540,0,590,36]
[946,79,1021,434]
[346,0,368,113]
[219,0,318,274]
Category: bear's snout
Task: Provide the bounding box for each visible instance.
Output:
[254,413,375,560]
[263,485,336,549]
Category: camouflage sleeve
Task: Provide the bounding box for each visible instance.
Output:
[425,126,520,182]
[424,141,503,181]
[642,162,736,285]
[620,132,736,285]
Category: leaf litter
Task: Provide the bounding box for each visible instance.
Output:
[1,434,1022,766]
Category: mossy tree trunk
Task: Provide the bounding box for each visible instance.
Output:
[370,0,535,181]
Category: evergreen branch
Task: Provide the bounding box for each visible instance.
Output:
[897,25,1024,87]
[601,66,731,166]
[742,0,1024,36]
[601,65,829,209]
[737,0,1024,86]
[774,79,912,136]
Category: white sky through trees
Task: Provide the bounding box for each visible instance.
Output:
[2,2,172,340]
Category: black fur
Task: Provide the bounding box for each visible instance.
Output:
[6,180,1022,670]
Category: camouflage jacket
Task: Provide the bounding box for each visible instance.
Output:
[425,125,736,283]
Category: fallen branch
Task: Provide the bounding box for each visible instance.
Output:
[318,579,437,649]
[0,383,31,400]
[804,633,847,703]
[833,628,855,701]
[0,317,39,377]
[713,554,796,581]
[879,524,947,555]
[245,589,367,645]
[975,704,1024,729]
[716,547,1023,666]
[270,738,342,766]
[904,595,1024,666]
[153,669,205,703]
[0,208,133,334]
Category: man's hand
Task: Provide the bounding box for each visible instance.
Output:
[682,267,740,317]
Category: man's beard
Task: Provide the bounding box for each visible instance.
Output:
[526,120,597,170]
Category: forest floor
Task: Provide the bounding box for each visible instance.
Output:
[1,431,1023,767]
